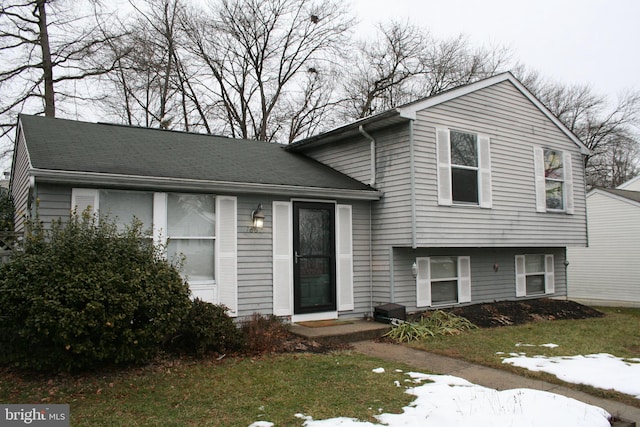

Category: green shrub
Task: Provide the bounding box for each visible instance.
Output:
[0,189,14,232]
[0,212,191,372]
[385,310,477,343]
[168,299,244,356]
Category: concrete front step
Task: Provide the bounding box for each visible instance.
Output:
[289,319,391,345]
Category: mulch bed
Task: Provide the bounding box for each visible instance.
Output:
[442,298,604,328]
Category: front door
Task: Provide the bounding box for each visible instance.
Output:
[293,202,336,314]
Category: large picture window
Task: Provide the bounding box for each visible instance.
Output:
[99,189,153,232]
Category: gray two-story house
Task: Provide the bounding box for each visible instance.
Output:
[10,72,588,322]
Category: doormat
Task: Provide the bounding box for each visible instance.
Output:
[297,320,354,328]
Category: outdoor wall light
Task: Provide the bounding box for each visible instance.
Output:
[411,261,417,278]
[251,203,265,232]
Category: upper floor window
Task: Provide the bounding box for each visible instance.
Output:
[436,128,492,208]
[534,146,574,214]
[544,149,564,210]
[451,131,479,204]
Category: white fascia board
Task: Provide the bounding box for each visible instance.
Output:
[617,175,640,189]
[30,168,383,201]
[396,72,590,156]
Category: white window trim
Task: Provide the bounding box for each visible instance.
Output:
[416,255,472,307]
[71,188,235,314]
[436,128,492,208]
[515,254,555,297]
[533,146,574,214]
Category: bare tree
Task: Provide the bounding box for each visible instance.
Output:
[343,21,427,119]
[180,0,354,142]
[517,69,640,188]
[342,21,512,120]
[96,0,207,131]
[0,0,124,142]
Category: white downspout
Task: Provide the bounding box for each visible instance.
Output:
[359,125,375,186]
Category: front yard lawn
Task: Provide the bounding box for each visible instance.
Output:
[405,306,640,405]
[0,353,415,426]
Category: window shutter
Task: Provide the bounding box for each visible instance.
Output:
[416,257,431,307]
[563,152,574,214]
[273,201,293,316]
[545,254,555,294]
[515,255,526,297]
[152,193,168,246]
[436,128,452,206]
[478,135,492,209]
[216,196,238,317]
[457,256,472,303]
[336,204,354,311]
[533,146,546,212]
[71,188,98,215]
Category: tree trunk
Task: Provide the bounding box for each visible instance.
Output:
[36,0,55,117]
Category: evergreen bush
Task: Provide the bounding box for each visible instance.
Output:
[168,299,244,356]
[0,212,191,372]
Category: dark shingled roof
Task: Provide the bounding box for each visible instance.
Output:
[596,187,640,203]
[19,114,376,193]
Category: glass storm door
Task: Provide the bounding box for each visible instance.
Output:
[293,202,336,314]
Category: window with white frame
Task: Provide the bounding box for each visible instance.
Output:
[515,254,555,297]
[544,149,564,210]
[430,256,459,304]
[416,256,472,307]
[99,189,153,232]
[450,131,479,204]
[436,128,492,208]
[71,188,231,309]
[166,193,216,286]
[534,147,574,214]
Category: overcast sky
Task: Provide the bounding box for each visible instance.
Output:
[350,0,639,100]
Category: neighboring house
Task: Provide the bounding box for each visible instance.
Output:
[10,72,589,321]
[567,183,640,307]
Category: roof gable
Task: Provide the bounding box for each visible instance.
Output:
[588,187,640,208]
[291,72,589,155]
[17,114,379,198]
[398,73,588,154]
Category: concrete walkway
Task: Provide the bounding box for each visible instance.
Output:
[352,341,640,425]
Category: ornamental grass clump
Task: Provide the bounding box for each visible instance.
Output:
[385,310,477,343]
[0,212,191,372]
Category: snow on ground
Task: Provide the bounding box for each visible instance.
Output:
[502,351,640,399]
[249,370,612,427]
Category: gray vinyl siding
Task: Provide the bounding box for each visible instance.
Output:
[413,80,588,247]
[304,124,413,309]
[567,192,640,306]
[235,196,374,318]
[34,183,73,227]
[10,129,31,232]
[30,185,373,318]
[389,247,567,314]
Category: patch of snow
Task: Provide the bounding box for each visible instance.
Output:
[247,422,273,427]
[371,367,385,373]
[288,372,611,427]
[515,343,559,348]
[503,353,640,398]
